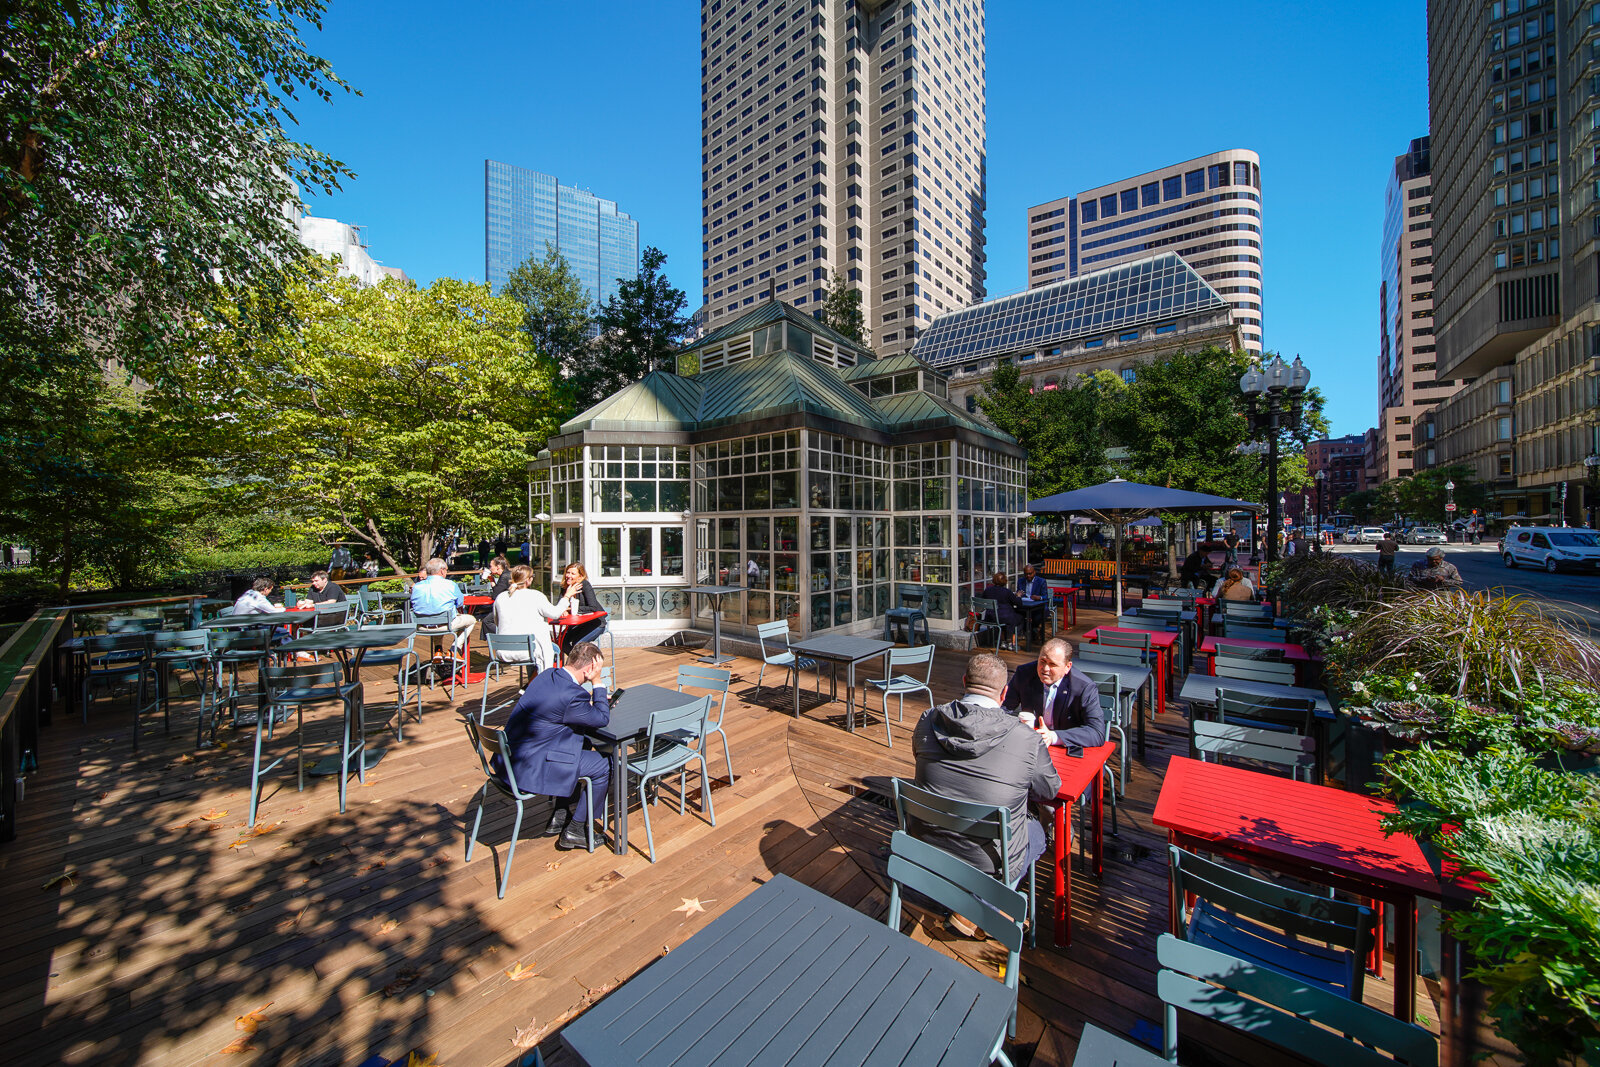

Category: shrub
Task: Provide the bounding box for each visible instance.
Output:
[1270,552,1406,614]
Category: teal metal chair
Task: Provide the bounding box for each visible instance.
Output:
[80,632,156,738]
[1215,688,1316,736]
[1075,643,1154,722]
[1212,639,1285,661]
[864,644,935,747]
[282,587,298,608]
[624,694,716,863]
[1157,934,1436,1066]
[479,632,541,724]
[967,596,1010,650]
[152,628,209,745]
[355,624,422,739]
[1222,618,1287,642]
[754,620,818,695]
[204,626,275,738]
[891,778,1039,948]
[1167,845,1376,1000]
[1192,719,1316,781]
[1213,654,1297,687]
[885,831,1025,1064]
[882,583,930,645]
[463,720,597,898]
[250,661,366,826]
[1079,666,1133,797]
[412,610,466,697]
[677,664,735,784]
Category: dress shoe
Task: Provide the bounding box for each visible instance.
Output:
[542,805,572,837]
[554,817,591,851]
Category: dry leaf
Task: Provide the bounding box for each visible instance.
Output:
[357,860,386,873]
[511,1023,539,1050]
[42,868,78,890]
[543,861,562,871]
[228,822,282,849]
[220,1036,256,1054]
[673,898,713,918]
[383,969,421,997]
[287,805,307,814]
[504,962,539,982]
[200,809,229,821]
[235,1003,272,1033]
[553,896,574,915]
[227,901,256,915]
[379,919,400,934]
[404,1053,439,1067]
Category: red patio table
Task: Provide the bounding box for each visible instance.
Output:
[551,610,607,665]
[1152,755,1441,1019]
[1044,581,1080,631]
[1195,634,1321,686]
[1048,740,1115,947]
[1081,625,1176,714]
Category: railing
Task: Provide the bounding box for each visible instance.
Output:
[0,607,69,841]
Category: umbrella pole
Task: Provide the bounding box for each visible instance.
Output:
[1114,521,1125,618]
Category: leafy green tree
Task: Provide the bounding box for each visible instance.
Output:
[500,243,595,380]
[817,271,869,345]
[586,246,690,410]
[0,0,353,382]
[1389,466,1486,524]
[977,362,1113,496]
[168,263,568,573]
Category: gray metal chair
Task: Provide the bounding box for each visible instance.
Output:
[202,626,274,740]
[1168,845,1377,1000]
[967,596,1010,650]
[1213,654,1297,687]
[1077,643,1154,722]
[677,664,735,785]
[151,628,209,744]
[80,632,156,738]
[864,643,935,747]
[463,720,597,898]
[355,624,422,739]
[412,610,466,698]
[1192,719,1316,781]
[883,583,930,645]
[1212,639,1286,661]
[625,694,716,862]
[250,661,366,826]
[1221,618,1287,642]
[479,632,540,724]
[1216,688,1316,736]
[1080,666,1132,797]
[892,778,1039,948]
[754,620,818,695]
[885,830,1025,1063]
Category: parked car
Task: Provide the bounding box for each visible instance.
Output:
[1407,527,1448,546]
[1502,526,1600,572]
[1354,526,1387,545]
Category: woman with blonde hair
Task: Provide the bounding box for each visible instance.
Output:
[492,565,570,670]
[1213,567,1256,602]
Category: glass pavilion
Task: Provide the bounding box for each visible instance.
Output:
[526,299,1028,641]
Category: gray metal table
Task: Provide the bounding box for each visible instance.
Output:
[559,873,1014,1067]
[788,635,895,733]
[586,682,702,858]
[275,624,416,775]
[1075,656,1154,759]
[1072,1024,1167,1067]
[684,584,744,666]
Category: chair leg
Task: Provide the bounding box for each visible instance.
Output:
[248,711,267,828]
[701,757,715,826]
[640,775,656,863]
[500,796,523,899]
[466,783,488,861]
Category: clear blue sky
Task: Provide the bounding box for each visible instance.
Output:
[291,0,1428,439]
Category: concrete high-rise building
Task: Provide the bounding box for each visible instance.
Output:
[484,161,639,307]
[1376,136,1461,483]
[699,0,988,357]
[1025,149,1263,351]
[1424,0,1598,523]
[298,215,408,287]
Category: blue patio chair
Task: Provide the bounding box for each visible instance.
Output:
[355,625,422,739]
[1212,654,1297,687]
[625,694,716,863]
[479,632,540,724]
[250,661,366,826]
[864,644,935,747]
[754,620,818,695]
[152,628,209,744]
[677,664,735,784]
[80,632,156,737]
[882,583,930,646]
[412,610,466,698]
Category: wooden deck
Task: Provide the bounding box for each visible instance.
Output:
[0,605,1483,1067]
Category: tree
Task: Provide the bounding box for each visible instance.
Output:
[0,0,353,383]
[817,271,869,345]
[167,262,568,574]
[585,246,690,410]
[977,362,1113,496]
[500,243,595,380]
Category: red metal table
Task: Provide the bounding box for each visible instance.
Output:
[551,610,607,665]
[1048,741,1115,947]
[1152,755,1440,1019]
[1195,635,1321,687]
[1044,582,1080,632]
[1082,625,1176,713]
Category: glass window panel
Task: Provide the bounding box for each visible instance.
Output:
[745,473,771,508]
[811,553,831,590]
[599,527,622,578]
[628,528,653,576]
[659,587,689,619]
[834,589,853,626]
[624,587,656,620]
[598,481,622,512]
[776,516,799,551]
[747,591,772,625]
[661,527,685,576]
[660,480,689,512]
[719,517,741,550]
[835,550,852,585]
[747,516,771,551]
[811,594,832,630]
[774,552,799,591]
[718,551,741,586]
[772,471,800,508]
[810,516,831,551]
[625,481,656,512]
[718,477,743,510]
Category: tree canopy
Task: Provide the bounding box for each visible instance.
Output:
[500,243,595,380]
[817,272,869,345]
[976,361,1114,497]
[582,246,690,411]
[1339,465,1485,524]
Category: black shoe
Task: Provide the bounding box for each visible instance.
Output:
[542,805,572,837]
[555,818,591,851]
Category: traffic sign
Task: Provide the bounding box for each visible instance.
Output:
[1445,503,1457,511]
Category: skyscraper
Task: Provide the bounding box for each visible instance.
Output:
[1376,136,1458,483]
[1025,149,1264,351]
[484,161,639,307]
[700,0,988,357]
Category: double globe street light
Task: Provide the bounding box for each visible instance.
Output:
[1239,355,1312,563]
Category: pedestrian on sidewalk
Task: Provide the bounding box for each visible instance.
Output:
[1377,531,1400,576]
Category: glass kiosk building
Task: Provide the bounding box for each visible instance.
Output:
[526,299,1028,641]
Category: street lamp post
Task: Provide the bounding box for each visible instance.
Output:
[1585,453,1600,530]
[1314,469,1328,541]
[1239,355,1312,563]
[1235,440,1268,563]
[1445,479,1455,538]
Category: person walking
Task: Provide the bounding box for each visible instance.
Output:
[1377,531,1401,576]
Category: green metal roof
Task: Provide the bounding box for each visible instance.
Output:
[840,352,928,381]
[560,370,704,434]
[682,298,875,363]
[695,350,885,430]
[871,390,1004,437]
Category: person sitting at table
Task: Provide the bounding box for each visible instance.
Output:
[475,555,513,633]
[410,557,475,658]
[497,641,611,851]
[558,563,607,650]
[1179,547,1214,589]
[493,565,570,670]
[233,576,277,615]
[1019,564,1050,642]
[911,652,1061,932]
[977,571,1034,651]
[1002,638,1105,750]
[1210,567,1255,602]
[305,570,347,604]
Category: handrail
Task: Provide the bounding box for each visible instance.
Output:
[0,608,66,736]
[0,606,68,841]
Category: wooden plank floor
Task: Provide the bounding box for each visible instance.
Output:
[0,601,1494,1067]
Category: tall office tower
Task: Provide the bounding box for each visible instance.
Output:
[1376,137,1460,483]
[484,161,639,307]
[700,0,988,357]
[1424,0,1598,523]
[1025,149,1263,351]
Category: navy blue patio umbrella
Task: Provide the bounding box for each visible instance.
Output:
[1029,478,1260,615]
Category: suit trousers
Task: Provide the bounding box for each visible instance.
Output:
[570,749,610,814]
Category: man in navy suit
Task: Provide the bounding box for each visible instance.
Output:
[499,641,611,850]
[1001,638,1105,749]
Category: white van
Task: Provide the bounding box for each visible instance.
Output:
[1502,527,1600,572]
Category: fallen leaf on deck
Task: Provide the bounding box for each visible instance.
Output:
[673,898,713,918]
[543,861,561,871]
[287,805,307,814]
[505,962,539,981]
[357,860,386,873]
[421,857,449,870]
[175,754,196,764]
[234,1003,272,1033]
[228,822,282,848]
[42,868,78,890]
[553,896,574,915]
[511,1023,539,1050]
[403,1051,439,1067]
[276,908,307,931]
[220,1036,256,1054]
[379,919,400,934]
[200,809,229,821]
[227,901,256,915]
[383,969,421,997]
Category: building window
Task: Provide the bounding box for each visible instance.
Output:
[1497,416,1513,440]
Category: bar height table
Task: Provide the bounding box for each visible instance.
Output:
[684,584,744,666]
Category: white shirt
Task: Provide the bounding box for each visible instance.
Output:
[492,588,569,669]
[960,692,1004,708]
[1041,677,1062,728]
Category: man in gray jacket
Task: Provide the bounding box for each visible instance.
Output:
[911,653,1062,891]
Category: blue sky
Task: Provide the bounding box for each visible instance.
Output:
[291,0,1428,438]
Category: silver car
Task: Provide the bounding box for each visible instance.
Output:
[1355,527,1387,544]
[1407,527,1447,545]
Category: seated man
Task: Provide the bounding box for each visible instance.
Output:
[233,576,277,615]
[497,642,611,851]
[1409,546,1463,589]
[911,653,1062,911]
[1019,563,1050,640]
[410,557,476,654]
[1002,638,1106,750]
[304,569,347,604]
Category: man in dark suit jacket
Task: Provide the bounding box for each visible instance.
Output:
[498,641,610,850]
[1001,638,1105,749]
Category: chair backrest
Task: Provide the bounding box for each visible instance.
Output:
[485,632,539,663]
[885,643,936,678]
[1168,845,1376,999]
[678,664,732,727]
[894,583,928,609]
[1223,619,1286,642]
[413,610,453,633]
[312,602,354,630]
[1193,720,1315,779]
[1140,598,1183,616]
[1212,640,1285,662]
[1078,643,1146,668]
[1077,668,1126,718]
[970,597,999,623]
[1216,688,1316,735]
[207,627,271,655]
[1098,629,1152,651]
[263,661,343,693]
[106,615,163,634]
[154,628,208,653]
[1115,616,1173,633]
[641,695,714,767]
[85,632,154,656]
[1223,599,1269,617]
[885,831,1026,993]
[282,587,298,608]
[756,620,793,661]
[463,719,530,798]
[1213,655,1297,687]
[1157,935,1435,1067]
[891,778,1012,874]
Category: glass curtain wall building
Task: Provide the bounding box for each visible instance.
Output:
[484,160,640,306]
[526,298,1027,639]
